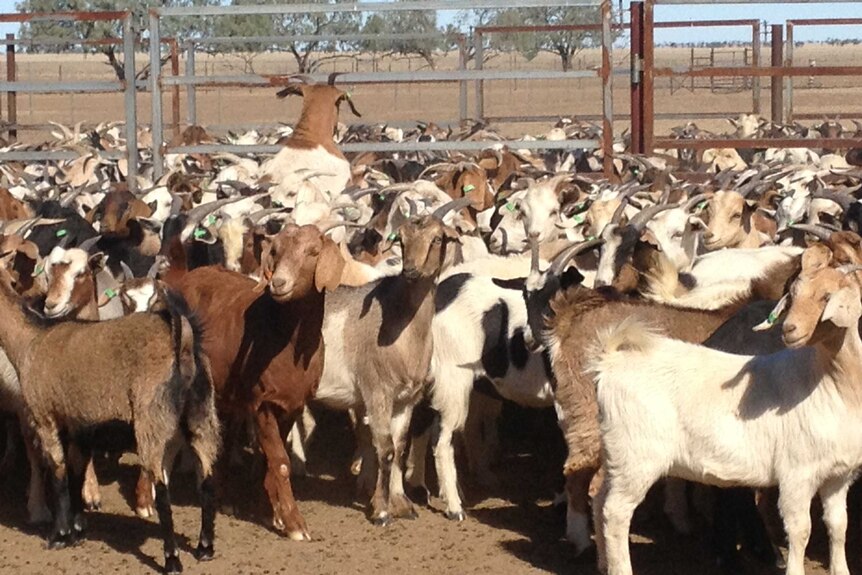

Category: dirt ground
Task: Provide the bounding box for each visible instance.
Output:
[0,407,856,575]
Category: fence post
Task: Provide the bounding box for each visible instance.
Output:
[170,39,180,138]
[123,13,138,193]
[770,24,783,125]
[6,34,16,142]
[630,1,644,154]
[149,10,164,179]
[785,22,794,122]
[643,0,655,154]
[186,41,197,126]
[601,0,614,177]
[752,20,761,115]
[474,30,484,121]
[457,35,467,126]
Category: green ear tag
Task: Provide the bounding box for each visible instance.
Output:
[697,201,708,211]
[462,184,476,193]
[572,213,585,224]
[586,235,596,241]
[193,228,206,239]
[767,311,777,325]
[788,219,795,227]
[387,232,398,241]
[378,193,386,201]
[206,214,217,226]
[103,288,117,300]
[55,229,68,238]
[505,202,515,212]
[33,263,44,277]
[272,200,283,208]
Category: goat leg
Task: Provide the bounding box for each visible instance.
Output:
[154,480,183,575]
[387,402,417,520]
[66,442,90,539]
[256,404,310,541]
[135,469,155,518]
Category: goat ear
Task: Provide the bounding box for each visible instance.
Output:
[315,237,345,293]
[801,244,833,274]
[88,252,107,272]
[275,85,303,99]
[339,94,362,118]
[822,285,861,328]
[253,237,274,294]
[640,228,660,248]
[442,224,461,244]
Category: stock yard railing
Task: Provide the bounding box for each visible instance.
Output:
[149,0,616,178]
[0,11,140,187]
[633,0,862,155]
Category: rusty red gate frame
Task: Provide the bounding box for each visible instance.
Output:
[632,0,862,154]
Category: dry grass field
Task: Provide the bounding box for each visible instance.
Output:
[3,43,862,144]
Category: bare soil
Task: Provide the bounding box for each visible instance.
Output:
[0,407,855,575]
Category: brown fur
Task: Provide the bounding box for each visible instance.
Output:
[167,224,344,540]
[0,188,32,220]
[281,84,358,160]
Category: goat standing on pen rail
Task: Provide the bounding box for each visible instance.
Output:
[260,73,362,215]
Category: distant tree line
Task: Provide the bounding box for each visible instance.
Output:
[15,0,620,77]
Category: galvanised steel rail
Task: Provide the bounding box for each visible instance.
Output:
[0,10,139,191]
[149,0,612,179]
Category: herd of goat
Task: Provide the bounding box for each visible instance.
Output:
[0,73,861,574]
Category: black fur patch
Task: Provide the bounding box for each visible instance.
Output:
[481,301,509,378]
[509,328,529,370]
[474,377,504,401]
[491,277,526,291]
[435,273,471,313]
[679,272,697,290]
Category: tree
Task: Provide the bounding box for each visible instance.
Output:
[481,6,606,71]
[359,8,443,70]
[16,0,219,81]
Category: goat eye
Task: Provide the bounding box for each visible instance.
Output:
[731,213,742,220]
[432,237,442,245]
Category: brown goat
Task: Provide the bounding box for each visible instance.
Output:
[0,188,32,221]
[86,187,153,238]
[166,223,344,540]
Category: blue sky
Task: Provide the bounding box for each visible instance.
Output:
[0,0,858,43]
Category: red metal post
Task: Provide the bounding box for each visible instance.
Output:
[601,0,614,177]
[6,33,16,142]
[770,24,783,125]
[630,1,644,154]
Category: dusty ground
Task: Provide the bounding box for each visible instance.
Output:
[0,407,856,575]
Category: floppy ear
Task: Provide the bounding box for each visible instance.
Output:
[253,236,274,294]
[822,284,861,328]
[801,244,833,275]
[315,237,345,293]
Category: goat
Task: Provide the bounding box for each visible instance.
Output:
[591,244,862,575]
[0,272,219,575]
[521,238,798,555]
[312,198,468,524]
[261,74,361,205]
[167,223,345,540]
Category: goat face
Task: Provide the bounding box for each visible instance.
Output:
[702,191,751,250]
[120,278,159,314]
[43,246,102,318]
[256,224,345,301]
[397,217,458,281]
[782,244,861,348]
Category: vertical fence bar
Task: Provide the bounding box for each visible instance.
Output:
[630,1,644,154]
[123,13,138,193]
[770,24,783,125]
[752,20,761,115]
[186,41,197,126]
[457,35,467,125]
[785,22,794,122]
[169,39,181,137]
[643,0,655,153]
[474,30,484,120]
[5,34,16,142]
[149,10,164,179]
[601,0,614,177]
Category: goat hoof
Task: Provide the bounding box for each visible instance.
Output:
[46,531,74,550]
[136,505,154,519]
[444,510,466,522]
[372,512,391,527]
[194,542,215,561]
[84,501,101,512]
[163,555,184,574]
[287,529,311,542]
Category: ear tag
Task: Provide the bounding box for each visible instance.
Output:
[462,184,476,193]
[505,202,515,212]
[206,214,217,226]
[272,200,283,208]
[586,235,596,241]
[103,288,117,300]
[33,263,44,277]
[55,229,68,238]
[572,213,585,224]
[193,228,207,239]
[387,232,398,241]
[378,194,386,201]
[697,201,708,211]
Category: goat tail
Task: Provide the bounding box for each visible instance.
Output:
[587,318,660,382]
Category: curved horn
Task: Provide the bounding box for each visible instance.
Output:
[431,196,474,221]
[328,72,345,86]
[320,221,366,234]
[790,223,833,242]
[549,238,605,277]
[610,195,630,225]
[813,189,854,212]
[628,202,680,233]
[119,260,135,281]
[146,258,162,279]
[247,207,288,226]
[77,235,102,253]
[184,196,248,228]
[404,197,419,218]
[58,185,89,208]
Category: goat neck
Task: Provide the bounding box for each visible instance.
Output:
[287,86,345,160]
[0,272,40,368]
